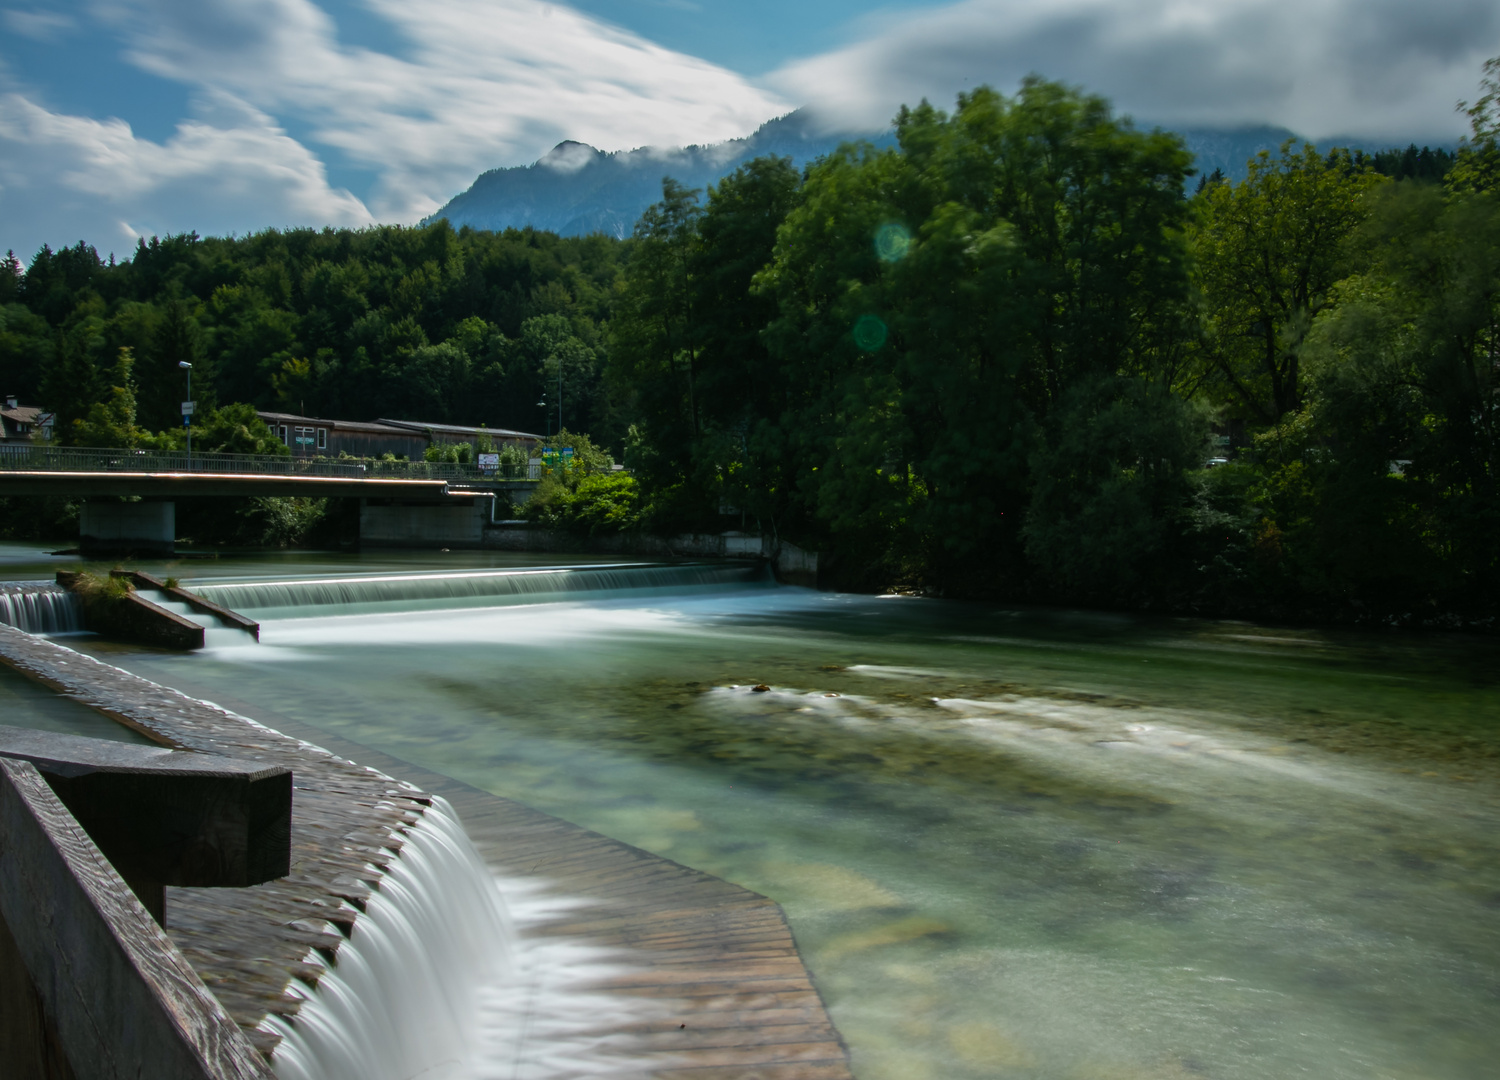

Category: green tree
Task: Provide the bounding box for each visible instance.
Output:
[609,178,704,478]
[71,348,170,449]
[1189,142,1387,423]
[757,79,1197,585]
[194,401,289,455]
[696,158,801,501]
[1291,182,1500,606]
[1449,56,1500,195]
[518,314,597,435]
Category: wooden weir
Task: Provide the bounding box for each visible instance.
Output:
[0,623,853,1079]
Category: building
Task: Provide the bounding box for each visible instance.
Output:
[375,419,541,452]
[256,411,542,458]
[1,397,55,443]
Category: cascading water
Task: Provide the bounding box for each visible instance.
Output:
[133,588,256,648]
[266,797,657,1080]
[0,583,82,633]
[193,562,771,618]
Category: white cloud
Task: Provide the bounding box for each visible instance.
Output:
[2,8,78,41]
[0,91,372,258]
[97,0,790,220]
[771,0,1500,141]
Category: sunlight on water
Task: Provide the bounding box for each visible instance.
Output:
[64,557,1500,1080]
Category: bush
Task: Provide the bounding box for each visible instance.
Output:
[524,472,641,533]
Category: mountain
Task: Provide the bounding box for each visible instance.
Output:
[431,110,887,239]
[428,111,1425,239]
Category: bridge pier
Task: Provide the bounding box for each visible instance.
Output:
[79,500,174,557]
[358,496,489,548]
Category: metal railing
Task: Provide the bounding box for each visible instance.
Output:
[0,444,543,482]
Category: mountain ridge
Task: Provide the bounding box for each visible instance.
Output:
[429,109,1430,240]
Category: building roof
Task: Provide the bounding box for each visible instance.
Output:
[255,411,418,437]
[254,412,541,442]
[376,419,542,441]
[1,405,49,425]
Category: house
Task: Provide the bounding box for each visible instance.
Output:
[1,397,55,443]
[256,411,541,458]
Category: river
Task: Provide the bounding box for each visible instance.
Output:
[4,542,1498,1080]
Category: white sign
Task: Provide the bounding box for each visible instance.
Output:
[181,401,196,415]
[477,452,500,474]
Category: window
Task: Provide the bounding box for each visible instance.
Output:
[317,427,327,450]
[279,425,289,444]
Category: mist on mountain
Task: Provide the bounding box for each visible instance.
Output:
[428,109,1314,238]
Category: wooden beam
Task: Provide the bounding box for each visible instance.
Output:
[0,758,274,1080]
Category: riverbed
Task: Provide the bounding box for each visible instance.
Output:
[5,542,1498,1080]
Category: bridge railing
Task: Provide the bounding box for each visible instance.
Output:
[0,444,544,482]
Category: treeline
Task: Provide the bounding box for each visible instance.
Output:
[604,67,1499,622]
[0,225,623,441]
[3,64,1497,622]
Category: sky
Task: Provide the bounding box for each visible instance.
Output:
[2,0,1497,261]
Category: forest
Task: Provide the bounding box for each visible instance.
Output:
[2,62,1496,624]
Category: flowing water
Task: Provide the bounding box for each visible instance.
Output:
[0,583,82,634]
[4,543,1498,1080]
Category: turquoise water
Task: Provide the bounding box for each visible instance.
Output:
[0,661,154,744]
[13,545,1496,1080]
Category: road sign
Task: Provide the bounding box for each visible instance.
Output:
[181,401,196,415]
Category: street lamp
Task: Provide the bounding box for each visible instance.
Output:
[537,397,548,437]
[178,361,193,465]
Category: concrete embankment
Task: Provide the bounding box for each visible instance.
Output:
[481,526,823,587]
[0,624,852,1077]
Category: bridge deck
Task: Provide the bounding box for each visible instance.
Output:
[0,470,465,499]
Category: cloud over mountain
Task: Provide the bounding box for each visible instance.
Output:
[772,0,1500,141]
[1,0,787,256]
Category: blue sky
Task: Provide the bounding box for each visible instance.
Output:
[2,0,1497,260]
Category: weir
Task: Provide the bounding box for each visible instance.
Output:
[193,560,771,616]
[0,584,82,635]
[0,604,851,1078]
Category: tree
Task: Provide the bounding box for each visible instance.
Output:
[1450,55,1500,195]
[757,79,1198,585]
[1293,182,1500,605]
[688,156,802,526]
[194,402,290,455]
[0,251,21,304]
[608,178,704,479]
[71,348,170,449]
[1189,142,1387,423]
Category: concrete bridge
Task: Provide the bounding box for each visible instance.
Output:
[0,446,540,553]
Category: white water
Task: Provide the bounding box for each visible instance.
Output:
[134,588,255,648]
[266,797,659,1080]
[0,583,82,633]
[193,562,769,618]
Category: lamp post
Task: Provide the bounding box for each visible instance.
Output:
[179,361,193,465]
[537,397,548,437]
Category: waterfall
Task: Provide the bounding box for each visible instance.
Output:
[0,583,83,634]
[195,561,771,617]
[265,797,658,1080]
[133,588,256,648]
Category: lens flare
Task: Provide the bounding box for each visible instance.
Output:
[875,222,911,263]
[853,314,888,351]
